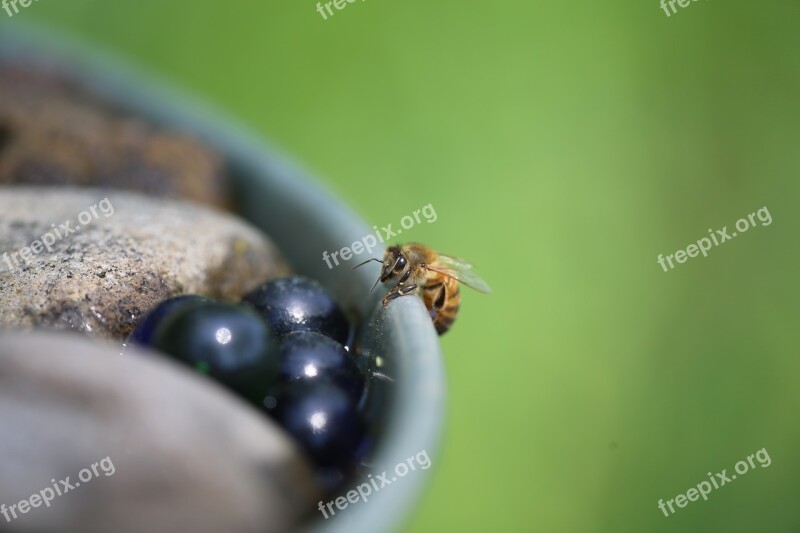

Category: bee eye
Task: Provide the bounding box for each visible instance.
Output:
[394,256,406,272]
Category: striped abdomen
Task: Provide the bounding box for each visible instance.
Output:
[423,274,461,335]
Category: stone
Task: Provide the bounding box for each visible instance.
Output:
[0,187,290,340]
[0,62,230,209]
[0,331,319,533]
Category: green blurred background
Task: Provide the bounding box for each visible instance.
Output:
[9,1,800,531]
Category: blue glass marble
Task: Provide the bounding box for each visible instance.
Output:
[242,276,351,345]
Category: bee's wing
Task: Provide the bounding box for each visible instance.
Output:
[436,254,473,269]
[427,254,492,294]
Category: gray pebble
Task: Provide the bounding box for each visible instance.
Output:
[0,187,290,339]
[0,331,319,533]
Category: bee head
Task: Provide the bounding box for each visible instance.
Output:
[380,245,408,282]
[352,245,408,293]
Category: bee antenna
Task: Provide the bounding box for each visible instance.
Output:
[369,275,382,293]
[352,258,383,270]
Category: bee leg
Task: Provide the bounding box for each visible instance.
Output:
[399,284,417,295]
[381,284,417,308]
[381,269,414,307]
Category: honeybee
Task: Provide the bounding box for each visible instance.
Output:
[354,243,491,335]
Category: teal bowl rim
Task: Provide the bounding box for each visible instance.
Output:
[0,23,446,533]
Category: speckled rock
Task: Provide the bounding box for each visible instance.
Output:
[0,187,290,339]
[0,62,229,208]
[0,331,319,533]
